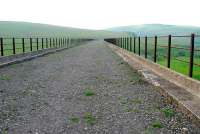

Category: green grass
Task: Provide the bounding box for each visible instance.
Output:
[69,116,80,123]
[0,74,11,80]
[84,88,95,96]
[131,98,143,104]
[83,113,96,125]
[151,120,163,128]
[161,108,175,118]
[157,57,200,80]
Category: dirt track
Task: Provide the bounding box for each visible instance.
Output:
[0,41,199,134]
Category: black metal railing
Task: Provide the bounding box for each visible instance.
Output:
[105,34,200,80]
[0,37,91,57]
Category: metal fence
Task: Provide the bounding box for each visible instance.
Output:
[0,37,91,57]
[105,34,200,80]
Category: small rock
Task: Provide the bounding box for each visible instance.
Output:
[181,128,189,134]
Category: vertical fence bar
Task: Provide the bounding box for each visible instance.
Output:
[138,36,140,55]
[50,38,52,48]
[42,38,44,49]
[122,38,123,48]
[120,38,122,48]
[53,38,55,48]
[130,37,132,51]
[189,34,195,77]
[30,38,32,51]
[122,37,123,48]
[126,37,127,50]
[67,38,69,48]
[127,37,131,51]
[46,38,48,48]
[167,35,171,68]
[12,38,16,54]
[145,36,147,58]
[134,37,136,53]
[126,38,128,50]
[59,38,60,47]
[56,38,58,47]
[0,38,4,56]
[154,36,157,62]
[127,38,128,50]
[123,37,125,49]
[125,38,127,50]
[22,38,25,53]
[121,37,123,48]
[36,38,39,50]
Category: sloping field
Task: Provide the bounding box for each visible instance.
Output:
[0,21,127,39]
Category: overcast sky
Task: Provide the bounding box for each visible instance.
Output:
[0,0,199,30]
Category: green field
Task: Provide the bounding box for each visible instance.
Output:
[109,24,200,80]
[131,36,200,80]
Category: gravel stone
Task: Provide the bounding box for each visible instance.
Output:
[0,41,199,134]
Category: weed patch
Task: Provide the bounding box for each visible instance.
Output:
[161,108,175,118]
[0,75,11,81]
[131,98,142,104]
[84,88,95,96]
[83,113,96,125]
[151,120,163,128]
[69,116,80,123]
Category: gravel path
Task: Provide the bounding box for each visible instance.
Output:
[0,40,199,134]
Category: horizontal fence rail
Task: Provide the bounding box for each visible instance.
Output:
[105,34,200,80]
[0,37,92,57]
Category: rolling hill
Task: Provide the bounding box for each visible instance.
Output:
[0,21,127,39]
[107,24,200,36]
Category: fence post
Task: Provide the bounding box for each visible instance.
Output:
[0,38,4,56]
[167,35,171,68]
[121,38,123,48]
[126,37,129,50]
[36,38,39,50]
[50,38,52,48]
[126,37,128,50]
[51,38,55,48]
[30,38,32,51]
[67,38,69,47]
[125,38,127,50]
[22,38,25,53]
[12,38,16,54]
[65,38,66,46]
[56,38,58,47]
[138,36,140,55]
[46,38,48,48]
[145,36,147,58]
[154,36,157,62]
[134,37,136,53]
[122,37,123,48]
[189,33,195,77]
[130,37,132,51]
[42,38,44,49]
[128,37,130,51]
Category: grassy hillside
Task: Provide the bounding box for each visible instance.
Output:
[107,24,200,36]
[0,21,127,39]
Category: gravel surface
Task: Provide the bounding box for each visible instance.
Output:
[0,40,199,134]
